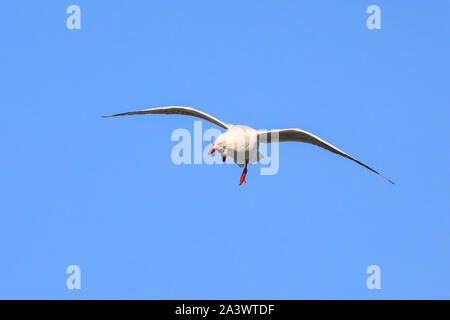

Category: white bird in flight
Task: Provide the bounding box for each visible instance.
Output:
[103,106,394,185]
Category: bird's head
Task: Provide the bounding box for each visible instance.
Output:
[208,135,227,161]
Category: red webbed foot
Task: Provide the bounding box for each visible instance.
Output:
[239,163,248,186]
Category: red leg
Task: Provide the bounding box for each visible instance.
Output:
[239,162,248,186]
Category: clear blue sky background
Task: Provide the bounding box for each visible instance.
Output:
[0,1,448,299]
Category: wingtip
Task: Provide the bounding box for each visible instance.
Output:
[385,177,395,185]
[378,173,395,185]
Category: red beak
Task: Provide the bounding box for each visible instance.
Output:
[208,148,216,155]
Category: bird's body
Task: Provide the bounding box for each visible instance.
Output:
[103,106,394,185]
[214,125,261,166]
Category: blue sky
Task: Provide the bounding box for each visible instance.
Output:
[0,1,449,299]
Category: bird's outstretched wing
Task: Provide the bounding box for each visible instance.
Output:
[259,128,394,184]
[103,106,230,130]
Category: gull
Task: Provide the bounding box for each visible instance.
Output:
[103,106,394,185]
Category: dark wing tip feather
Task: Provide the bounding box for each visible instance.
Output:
[102,111,140,118]
[385,177,395,185]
